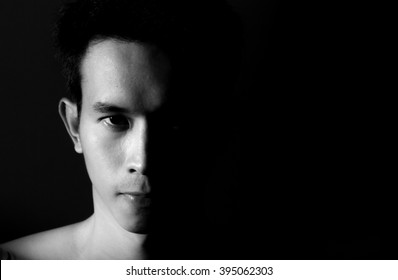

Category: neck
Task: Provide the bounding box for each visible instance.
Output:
[75,191,149,259]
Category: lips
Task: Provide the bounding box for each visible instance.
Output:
[120,192,152,207]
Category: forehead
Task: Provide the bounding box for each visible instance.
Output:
[80,39,171,113]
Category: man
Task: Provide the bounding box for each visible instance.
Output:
[1,0,241,259]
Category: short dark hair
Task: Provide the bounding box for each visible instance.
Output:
[54,0,242,116]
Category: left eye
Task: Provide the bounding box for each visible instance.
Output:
[104,116,130,129]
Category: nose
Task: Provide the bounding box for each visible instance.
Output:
[126,116,147,174]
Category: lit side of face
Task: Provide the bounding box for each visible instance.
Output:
[60,39,171,233]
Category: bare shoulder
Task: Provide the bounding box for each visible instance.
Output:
[1,222,85,259]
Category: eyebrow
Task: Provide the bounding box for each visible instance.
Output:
[92,102,130,114]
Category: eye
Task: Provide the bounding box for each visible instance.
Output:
[103,115,130,130]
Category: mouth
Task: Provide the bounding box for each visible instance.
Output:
[119,192,152,207]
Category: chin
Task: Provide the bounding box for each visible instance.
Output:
[125,223,149,234]
[118,212,151,234]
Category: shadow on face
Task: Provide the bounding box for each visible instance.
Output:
[142,49,237,259]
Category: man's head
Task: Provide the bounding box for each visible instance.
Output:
[55,0,241,235]
[60,39,171,233]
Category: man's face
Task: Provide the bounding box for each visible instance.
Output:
[78,39,171,233]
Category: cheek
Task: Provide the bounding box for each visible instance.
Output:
[80,127,126,182]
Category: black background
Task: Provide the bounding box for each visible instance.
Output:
[0,0,394,259]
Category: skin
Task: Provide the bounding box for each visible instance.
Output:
[1,39,171,259]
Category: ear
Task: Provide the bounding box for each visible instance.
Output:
[58,98,82,154]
